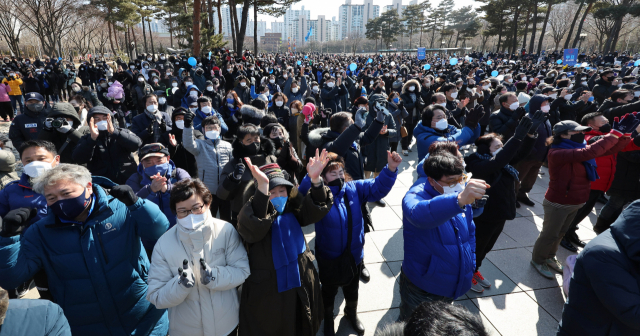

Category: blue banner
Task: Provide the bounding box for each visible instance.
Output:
[417,47,426,60]
[563,49,579,66]
[305,27,313,42]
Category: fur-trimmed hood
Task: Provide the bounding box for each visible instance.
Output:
[231,135,275,158]
[240,105,266,120]
[308,127,331,148]
[401,79,421,94]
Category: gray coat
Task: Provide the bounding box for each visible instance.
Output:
[182,126,233,193]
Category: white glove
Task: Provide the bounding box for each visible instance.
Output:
[56,124,73,133]
[354,107,367,128]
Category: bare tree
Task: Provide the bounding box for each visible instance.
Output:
[16,0,79,56]
[67,16,101,56]
[548,3,573,51]
[348,31,364,55]
[0,0,23,56]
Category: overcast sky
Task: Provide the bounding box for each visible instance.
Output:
[256,0,479,24]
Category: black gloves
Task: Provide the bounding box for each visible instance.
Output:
[183,112,194,128]
[110,185,139,206]
[511,107,526,121]
[472,195,490,209]
[464,104,485,129]
[0,208,36,237]
[513,116,533,141]
[529,111,548,134]
[146,122,154,136]
[230,163,245,181]
[177,259,195,288]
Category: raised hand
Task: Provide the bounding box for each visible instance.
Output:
[529,110,548,134]
[110,185,139,206]
[89,118,99,140]
[245,157,270,194]
[168,133,177,147]
[457,179,490,207]
[177,259,195,288]
[386,151,403,172]
[513,115,533,140]
[612,113,640,137]
[307,148,329,183]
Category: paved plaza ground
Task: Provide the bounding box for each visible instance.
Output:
[312,142,586,336]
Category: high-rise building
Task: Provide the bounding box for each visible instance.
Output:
[283,6,310,41]
[246,21,267,42]
[328,17,341,41]
[383,0,406,16]
[338,0,380,40]
[216,6,243,38]
[306,15,330,43]
[271,22,284,34]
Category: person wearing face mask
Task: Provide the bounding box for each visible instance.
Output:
[70,81,102,107]
[202,79,223,111]
[126,143,191,255]
[37,103,83,164]
[489,92,526,141]
[440,83,470,127]
[189,66,207,92]
[464,116,540,293]
[592,70,619,104]
[414,104,482,161]
[74,107,141,184]
[298,151,400,336]
[0,81,13,122]
[217,125,278,224]
[132,94,173,146]
[263,123,303,186]
[146,177,249,336]
[597,89,640,120]
[9,93,51,150]
[321,76,347,114]
[187,96,224,134]
[2,70,23,114]
[399,79,425,155]
[129,74,154,115]
[399,152,488,320]
[158,107,203,177]
[530,118,633,279]
[236,154,332,336]
[501,74,516,92]
[96,78,111,106]
[77,64,91,87]
[268,92,291,130]
[149,71,166,93]
[284,68,308,103]
[0,163,170,335]
[387,92,408,153]
[232,76,252,104]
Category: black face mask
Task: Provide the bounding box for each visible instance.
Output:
[271,137,283,149]
[570,133,585,144]
[327,178,344,189]
[243,142,260,156]
[598,123,611,134]
[73,106,80,113]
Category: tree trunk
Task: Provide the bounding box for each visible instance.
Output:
[510,6,520,55]
[148,20,155,57]
[229,0,237,50]
[454,31,460,47]
[572,2,593,48]
[207,0,214,30]
[522,7,530,50]
[194,0,201,55]
[253,0,258,55]
[234,0,251,53]
[108,20,117,57]
[124,25,132,60]
[528,1,538,54]
[168,12,174,47]
[131,25,139,58]
[430,18,437,48]
[217,0,223,35]
[537,1,552,54]
[564,1,584,50]
[603,17,623,54]
[497,17,503,52]
[141,16,148,53]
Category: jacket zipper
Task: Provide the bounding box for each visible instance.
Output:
[97,231,110,264]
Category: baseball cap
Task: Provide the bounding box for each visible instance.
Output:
[139,143,170,160]
[25,92,44,102]
[553,120,592,134]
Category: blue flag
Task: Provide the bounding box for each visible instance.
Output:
[305,27,313,42]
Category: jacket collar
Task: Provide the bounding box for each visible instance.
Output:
[18,173,32,189]
[45,185,114,230]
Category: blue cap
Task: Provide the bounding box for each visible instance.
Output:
[186,95,198,106]
[25,92,44,102]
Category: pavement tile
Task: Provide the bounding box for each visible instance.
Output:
[491,232,522,251]
[319,308,401,336]
[456,300,502,336]
[367,205,403,231]
[368,229,404,262]
[364,232,386,264]
[383,187,409,206]
[466,260,523,299]
[331,262,401,315]
[486,248,562,291]
[472,292,560,336]
[524,288,567,322]
[502,217,542,247]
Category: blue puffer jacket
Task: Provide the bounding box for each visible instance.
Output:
[413,122,481,161]
[0,185,170,336]
[181,84,202,108]
[0,299,71,336]
[192,108,228,134]
[402,181,478,300]
[299,166,397,264]
[0,173,48,225]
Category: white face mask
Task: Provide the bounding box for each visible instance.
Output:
[434,118,448,130]
[291,87,299,93]
[175,120,184,129]
[240,82,247,87]
[201,106,212,114]
[138,77,144,82]
[206,130,219,140]
[184,82,193,87]
[437,181,465,195]
[549,93,557,99]
[491,147,503,157]
[146,104,158,113]
[439,102,447,109]
[483,85,490,90]
[529,78,534,82]
[540,105,551,113]
[635,91,640,97]
[177,211,207,230]
[158,98,166,105]
[409,86,415,92]
[190,91,198,97]
[23,160,53,178]
[275,101,284,107]
[207,86,213,91]
[172,83,178,87]
[269,79,275,84]
[507,78,513,83]
[96,120,108,131]
[564,94,573,100]
[509,102,519,111]
[450,92,458,99]
[189,107,197,113]
[312,86,319,92]
[327,82,335,88]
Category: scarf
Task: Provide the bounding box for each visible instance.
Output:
[476,153,519,180]
[144,109,162,142]
[552,139,599,181]
[271,212,306,293]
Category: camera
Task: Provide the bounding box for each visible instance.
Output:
[46,117,67,128]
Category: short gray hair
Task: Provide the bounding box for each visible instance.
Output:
[32,163,92,195]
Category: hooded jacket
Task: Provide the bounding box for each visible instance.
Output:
[180,84,202,109]
[8,101,51,150]
[160,109,204,177]
[182,126,233,199]
[0,185,170,336]
[37,103,83,163]
[413,122,481,161]
[131,110,172,146]
[558,200,640,336]
[131,77,154,110]
[240,104,265,127]
[400,79,424,118]
[146,214,250,336]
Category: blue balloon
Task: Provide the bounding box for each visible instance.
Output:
[487,60,492,65]
[349,63,357,71]
[305,55,308,59]
[297,60,301,65]
[556,59,563,64]
[491,70,499,77]
[450,58,458,65]
[424,64,431,70]
[368,58,373,63]
[634,59,640,66]
[188,57,197,66]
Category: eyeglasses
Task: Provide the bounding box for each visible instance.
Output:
[176,204,205,217]
[439,173,469,188]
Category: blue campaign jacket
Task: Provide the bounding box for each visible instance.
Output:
[402,181,477,300]
[180,84,203,108]
[0,299,71,336]
[0,185,170,336]
[413,122,481,161]
[0,173,48,225]
[299,166,396,264]
[192,107,228,134]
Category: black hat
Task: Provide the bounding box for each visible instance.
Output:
[259,163,293,191]
[138,143,170,160]
[553,120,592,134]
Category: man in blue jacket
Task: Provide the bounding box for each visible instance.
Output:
[399,152,488,321]
[192,96,227,133]
[0,163,170,336]
[0,286,71,336]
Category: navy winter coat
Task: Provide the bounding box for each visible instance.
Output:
[0,185,170,336]
[0,173,48,225]
[299,166,396,264]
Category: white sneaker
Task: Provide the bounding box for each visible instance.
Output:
[402,150,408,156]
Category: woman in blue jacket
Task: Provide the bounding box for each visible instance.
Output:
[299,151,402,336]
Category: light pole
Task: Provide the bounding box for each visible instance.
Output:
[344,36,348,54]
[579,33,587,52]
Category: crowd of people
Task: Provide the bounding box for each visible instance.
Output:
[0,48,640,336]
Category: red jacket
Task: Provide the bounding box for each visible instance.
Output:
[586,131,640,192]
[546,134,627,205]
